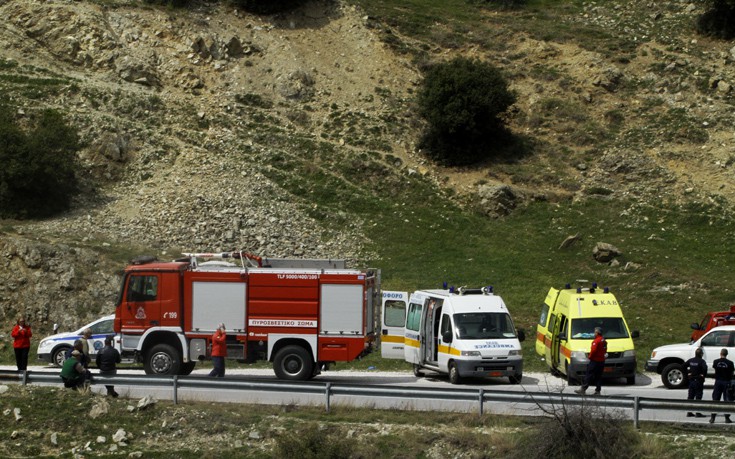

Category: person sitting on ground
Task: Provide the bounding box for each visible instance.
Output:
[60,350,90,390]
[96,336,121,398]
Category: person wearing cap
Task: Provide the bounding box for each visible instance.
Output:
[575,326,607,396]
[710,348,734,423]
[209,323,227,377]
[60,350,89,390]
[684,347,707,418]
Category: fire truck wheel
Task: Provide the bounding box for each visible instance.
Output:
[661,362,687,389]
[448,361,461,384]
[180,361,196,376]
[145,344,181,375]
[52,346,71,368]
[273,345,314,381]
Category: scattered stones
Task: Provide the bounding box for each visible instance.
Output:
[559,234,581,250]
[13,407,22,422]
[592,242,622,263]
[136,396,157,411]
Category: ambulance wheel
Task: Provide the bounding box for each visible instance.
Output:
[274,345,314,381]
[145,344,181,375]
[509,373,523,384]
[413,365,424,377]
[52,346,71,367]
[662,363,687,389]
[448,362,462,385]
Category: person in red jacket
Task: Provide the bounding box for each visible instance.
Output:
[209,323,226,377]
[575,326,607,396]
[11,316,32,372]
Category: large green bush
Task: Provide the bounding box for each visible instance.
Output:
[0,102,80,219]
[417,57,516,166]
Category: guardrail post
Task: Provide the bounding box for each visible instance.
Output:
[326,382,331,413]
[479,388,484,417]
[633,396,640,429]
[21,370,27,386]
[173,375,178,405]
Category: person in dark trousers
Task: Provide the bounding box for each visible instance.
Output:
[209,323,226,377]
[66,339,90,368]
[11,316,32,372]
[96,336,121,398]
[60,350,90,390]
[575,326,606,396]
[710,348,734,423]
[684,347,707,418]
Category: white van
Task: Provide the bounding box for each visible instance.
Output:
[37,314,126,367]
[381,287,525,384]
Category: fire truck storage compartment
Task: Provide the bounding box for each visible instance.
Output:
[191,281,247,332]
[320,284,363,335]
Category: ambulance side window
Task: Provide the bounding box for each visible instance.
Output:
[559,315,568,340]
[538,304,550,327]
[384,300,407,327]
[406,303,423,332]
[440,314,452,339]
[547,314,557,336]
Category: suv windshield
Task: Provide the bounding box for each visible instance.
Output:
[571,317,629,339]
[454,312,516,339]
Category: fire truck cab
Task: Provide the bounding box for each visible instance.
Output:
[114,252,379,380]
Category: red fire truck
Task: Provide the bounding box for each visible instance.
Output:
[113,251,380,380]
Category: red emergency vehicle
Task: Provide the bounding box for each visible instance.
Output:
[690,304,735,342]
[113,251,380,380]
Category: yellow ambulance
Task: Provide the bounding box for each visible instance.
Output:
[535,283,639,385]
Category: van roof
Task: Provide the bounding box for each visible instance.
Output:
[414,289,509,313]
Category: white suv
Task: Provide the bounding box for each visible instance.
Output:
[645,325,735,388]
[37,314,119,367]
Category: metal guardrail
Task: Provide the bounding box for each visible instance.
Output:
[2,369,734,429]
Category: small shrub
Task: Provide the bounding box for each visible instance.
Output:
[523,399,639,459]
[274,423,355,459]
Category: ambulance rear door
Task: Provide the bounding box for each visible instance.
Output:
[380,291,408,359]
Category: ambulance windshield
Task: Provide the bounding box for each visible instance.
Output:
[454,312,516,339]
[571,317,629,339]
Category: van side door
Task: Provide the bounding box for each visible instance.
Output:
[403,300,424,365]
[380,291,408,359]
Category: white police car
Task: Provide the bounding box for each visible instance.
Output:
[37,314,117,367]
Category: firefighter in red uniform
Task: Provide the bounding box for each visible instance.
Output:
[575,326,607,396]
[209,323,226,377]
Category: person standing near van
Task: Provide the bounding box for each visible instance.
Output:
[710,348,734,423]
[80,328,93,362]
[575,326,606,396]
[11,317,32,372]
[209,323,226,377]
[684,347,707,418]
[96,336,121,398]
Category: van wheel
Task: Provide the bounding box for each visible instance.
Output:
[413,364,424,377]
[662,363,687,389]
[52,346,71,367]
[509,373,523,384]
[448,362,462,385]
[145,344,181,375]
[273,345,314,381]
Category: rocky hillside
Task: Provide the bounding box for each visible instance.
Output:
[1,0,735,333]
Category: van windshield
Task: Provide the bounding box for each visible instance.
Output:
[571,318,629,339]
[454,312,516,339]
